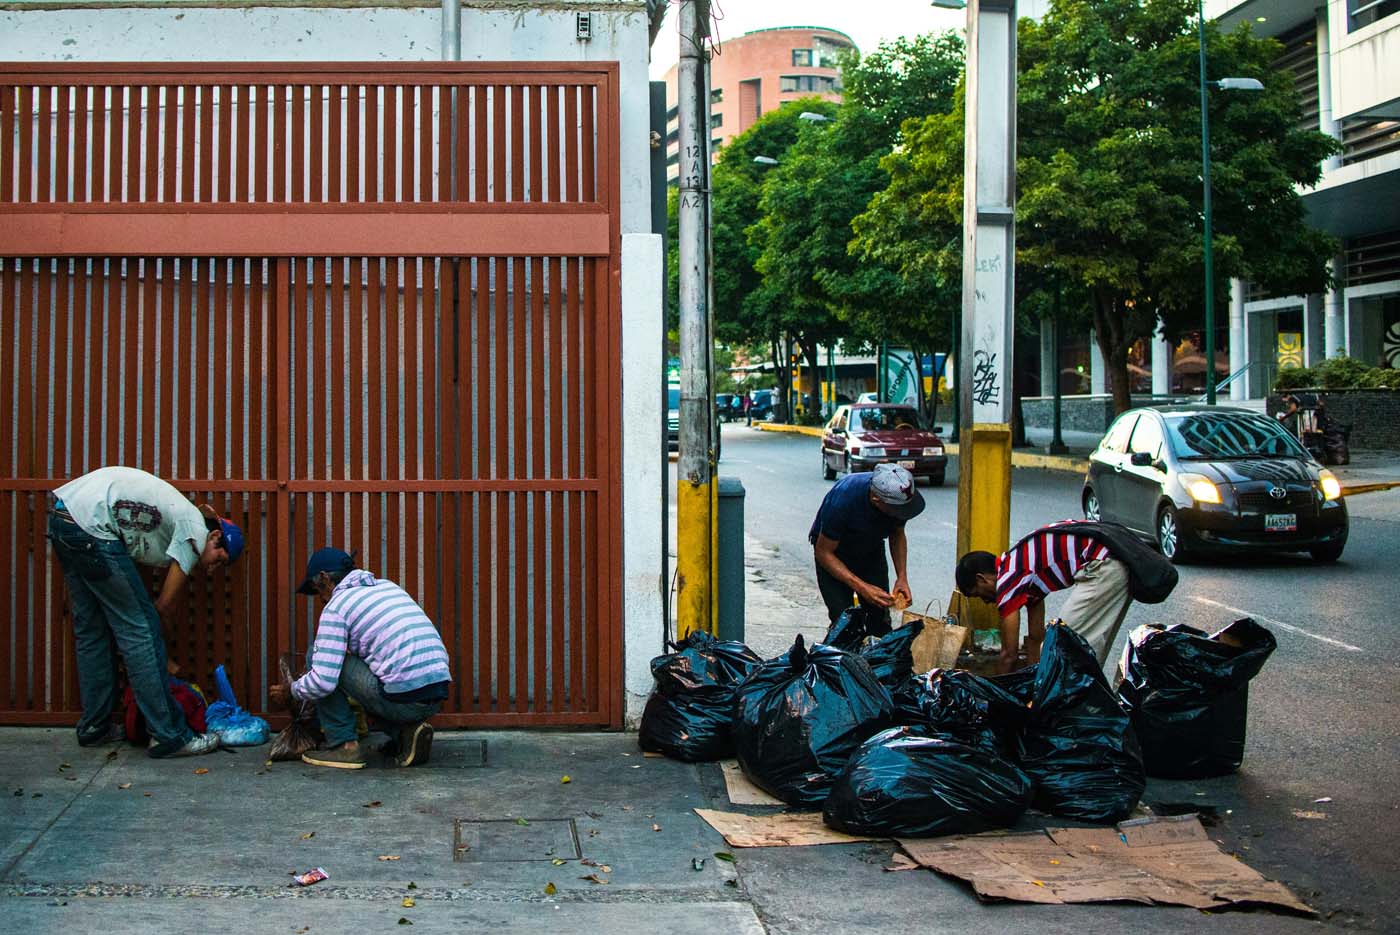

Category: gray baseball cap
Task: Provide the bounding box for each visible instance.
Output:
[870,463,925,521]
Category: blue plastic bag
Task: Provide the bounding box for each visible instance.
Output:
[205,665,271,747]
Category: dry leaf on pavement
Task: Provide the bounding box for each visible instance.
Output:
[652,824,661,832]
[579,874,609,885]
[1292,810,1327,820]
[561,775,572,784]
[301,831,316,840]
[378,855,401,861]
[118,783,132,790]
[363,801,383,808]
[401,897,415,908]
[194,768,209,775]
[551,858,566,866]
[544,882,557,895]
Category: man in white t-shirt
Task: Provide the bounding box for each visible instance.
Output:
[49,467,244,757]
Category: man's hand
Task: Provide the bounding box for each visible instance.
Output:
[857,582,895,609]
[892,576,912,609]
[268,683,291,710]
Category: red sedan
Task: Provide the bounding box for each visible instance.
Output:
[821,403,948,487]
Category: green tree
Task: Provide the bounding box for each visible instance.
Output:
[1016,0,1338,412]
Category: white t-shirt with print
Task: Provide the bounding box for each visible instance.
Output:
[55,467,208,574]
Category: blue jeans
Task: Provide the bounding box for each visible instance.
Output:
[316,654,442,748]
[47,512,194,754]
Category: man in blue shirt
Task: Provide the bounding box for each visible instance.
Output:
[809,463,926,622]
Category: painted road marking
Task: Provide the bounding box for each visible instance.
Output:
[1191,596,1363,652]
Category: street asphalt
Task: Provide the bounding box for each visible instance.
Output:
[703,423,1400,930]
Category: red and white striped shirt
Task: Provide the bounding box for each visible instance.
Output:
[995,522,1111,617]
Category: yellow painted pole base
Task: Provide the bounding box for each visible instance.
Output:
[955,423,1013,633]
[677,478,715,638]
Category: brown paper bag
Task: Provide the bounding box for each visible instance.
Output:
[898,601,968,672]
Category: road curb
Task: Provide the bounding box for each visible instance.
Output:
[755,422,825,438]
[942,442,1088,475]
[1340,480,1400,497]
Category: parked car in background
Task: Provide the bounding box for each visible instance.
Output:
[715,393,744,423]
[1082,406,1348,563]
[821,403,948,486]
[748,389,775,421]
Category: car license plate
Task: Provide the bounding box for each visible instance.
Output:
[1265,513,1297,532]
[897,460,915,470]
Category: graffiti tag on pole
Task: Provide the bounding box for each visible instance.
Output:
[972,349,1000,406]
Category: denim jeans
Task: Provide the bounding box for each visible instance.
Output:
[815,552,890,623]
[315,654,442,748]
[47,512,194,754]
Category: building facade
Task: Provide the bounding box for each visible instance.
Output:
[1209,0,1400,399]
[662,25,855,182]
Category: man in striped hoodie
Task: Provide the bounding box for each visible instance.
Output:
[270,548,452,769]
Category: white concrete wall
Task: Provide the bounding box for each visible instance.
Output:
[1,1,666,725]
[1327,0,1400,119]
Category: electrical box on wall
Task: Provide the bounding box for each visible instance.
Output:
[576,12,593,41]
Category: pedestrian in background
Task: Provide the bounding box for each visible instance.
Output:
[48,466,243,757]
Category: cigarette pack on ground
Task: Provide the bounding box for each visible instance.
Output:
[290,867,328,887]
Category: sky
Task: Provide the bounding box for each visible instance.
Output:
[647,0,967,79]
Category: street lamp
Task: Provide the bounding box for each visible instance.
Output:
[798,111,831,123]
[752,155,779,166]
[1198,0,1264,405]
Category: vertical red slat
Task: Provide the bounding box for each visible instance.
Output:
[528,84,542,202]
[403,258,419,482]
[217,83,232,202]
[309,84,324,203]
[331,258,345,480]
[0,85,14,202]
[312,257,327,480]
[193,258,209,478]
[17,85,35,202]
[368,259,382,483]
[492,255,510,712]
[348,256,363,482]
[56,85,72,203]
[123,257,140,467]
[230,259,246,479]
[162,86,177,203]
[530,257,547,712]
[436,86,451,201]
[274,86,289,202]
[236,85,251,203]
[126,84,142,203]
[383,85,398,203]
[213,259,228,478]
[492,85,506,202]
[108,85,124,202]
[180,84,196,202]
[511,256,528,711]
[34,260,52,474]
[401,85,414,205]
[326,85,342,203]
[15,262,34,710]
[104,258,122,468]
[35,85,51,202]
[347,84,362,202]
[418,86,432,202]
[509,85,524,202]
[473,261,492,709]
[35,262,54,710]
[548,258,565,712]
[143,86,158,203]
[365,85,379,202]
[291,83,305,202]
[159,259,176,476]
[564,85,579,203]
[384,258,401,584]
[255,84,270,203]
[274,259,293,664]
[198,86,214,202]
[136,260,154,473]
[0,267,12,711]
[468,85,481,202]
[248,260,265,480]
[582,84,596,203]
[74,86,90,202]
[52,261,71,479]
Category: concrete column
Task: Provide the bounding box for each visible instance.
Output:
[1304,293,1325,366]
[1039,317,1055,395]
[1325,255,1345,359]
[1317,10,1342,172]
[1089,330,1106,396]
[1229,278,1246,401]
[1151,322,1171,396]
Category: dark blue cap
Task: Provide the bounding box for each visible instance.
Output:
[296,547,356,595]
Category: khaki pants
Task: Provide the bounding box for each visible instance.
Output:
[1059,557,1133,666]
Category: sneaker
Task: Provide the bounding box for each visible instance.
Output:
[77,723,126,747]
[301,744,368,770]
[157,732,221,758]
[395,721,434,768]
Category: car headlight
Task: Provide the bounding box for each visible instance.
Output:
[922,446,942,456]
[1318,469,1342,501]
[863,447,886,458]
[1180,473,1221,504]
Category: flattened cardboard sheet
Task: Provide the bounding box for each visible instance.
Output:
[694,809,880,848]
[719,760,786,807]
[897,815,1312,914]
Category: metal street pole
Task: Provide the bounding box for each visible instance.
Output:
[955,0,1017,634]
[1198,0,1217,405]
[1047,285,1067,454]
[676,0,714,637]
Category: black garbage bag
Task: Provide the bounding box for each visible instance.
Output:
[858,620,923,691]
[823,725,1034,837]
[1117,617,1276,779]
[733,635,894,808]
[823,605,892,650]
[1018,624,1146,823]
[638,631,762,762]
[894,666,1032,755]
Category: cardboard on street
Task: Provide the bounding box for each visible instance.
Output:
[719,760,786,807]
[694,809,880,847]
[897,815,1312,914]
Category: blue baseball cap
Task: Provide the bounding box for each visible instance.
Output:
[297,547,356,595]
[217,517,244,564]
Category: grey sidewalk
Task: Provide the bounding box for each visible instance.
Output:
[0,727,1360,934]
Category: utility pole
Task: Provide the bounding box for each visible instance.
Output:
[955,0,1017,632]
[676,0,715,637]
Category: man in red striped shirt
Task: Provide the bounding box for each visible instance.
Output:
[955,521,1132,672]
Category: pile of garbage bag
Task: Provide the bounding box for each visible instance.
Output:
[824,725,1034,837]
[205,663,272,747]
[895,667,1031,756]
[1117,618,1276,779]
[733,635,894,808]
[823,607,923,693]
[638,631,762,762]
[1015,624,1146,823]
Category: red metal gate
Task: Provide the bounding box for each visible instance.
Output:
[0,63,623,727]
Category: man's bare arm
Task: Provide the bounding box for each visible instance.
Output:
[815,533,893,608]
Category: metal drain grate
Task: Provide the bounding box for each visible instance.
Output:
[420,738,488,769]
[452,818,581,863]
